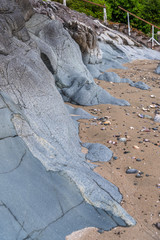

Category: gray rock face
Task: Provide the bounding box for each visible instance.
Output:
[26,14,129,106]
[0,92,133,240]
[0,1,136,238]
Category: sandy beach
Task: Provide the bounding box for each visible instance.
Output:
[67,59,160,240]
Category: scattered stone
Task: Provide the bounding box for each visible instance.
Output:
[119,137,127,142]
[104,121,111,125]
[133,145,140,150]
[155,222,160,230]
[113,156,118,160]
[136,158,142,162]
[138,113,144,118]
[150,104,158,108]
[154,114,160,123]
[150,95,156,98]
[126,168,138,174]
[152,127,158,130]
[136,173,143,178]
[141,128,151,132]
[83,143,113,162]
[156,184,160,188]
[124,151,130,154]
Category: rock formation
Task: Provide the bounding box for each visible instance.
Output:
[1,0,160,239]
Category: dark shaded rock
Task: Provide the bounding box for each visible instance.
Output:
[83,143,113,162]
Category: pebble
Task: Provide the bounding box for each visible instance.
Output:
[119,137,127,142]
[144,115,153,119]
[138,113,144,118]
[133,145,140,150]
[104,121,111,125]
[142,107,150,112]
[124,151,130,154]
[113,156,118,160]
[150,104,157,108]
[150,95,156,98]
[138,114,152,119]
[155,222,160,230]
[156,184,160,188]
[136,158,142,162]
[152,127,158,131]
[141,128,150,132]
[126,168,138,174]
[136,173,142,178]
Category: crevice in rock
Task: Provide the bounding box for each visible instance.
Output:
[40,52,55,75]
[0,134,18,141]
[23,200,84,240]
[1,201,28,234]
[92,178,119,204]
[0,149,26,174]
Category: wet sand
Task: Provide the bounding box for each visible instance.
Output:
[66,59,160,240]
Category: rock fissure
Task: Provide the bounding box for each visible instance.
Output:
[92,179,119,204]
[1,201,28,234]
[23,200,85,240]
[0,149,26,174]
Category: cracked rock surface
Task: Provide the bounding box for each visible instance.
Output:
[0,93,131,240]
[7,0,160,238]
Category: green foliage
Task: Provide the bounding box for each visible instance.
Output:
[53,0,112,20]
[53,0,160,34]
[106,0,160,34]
